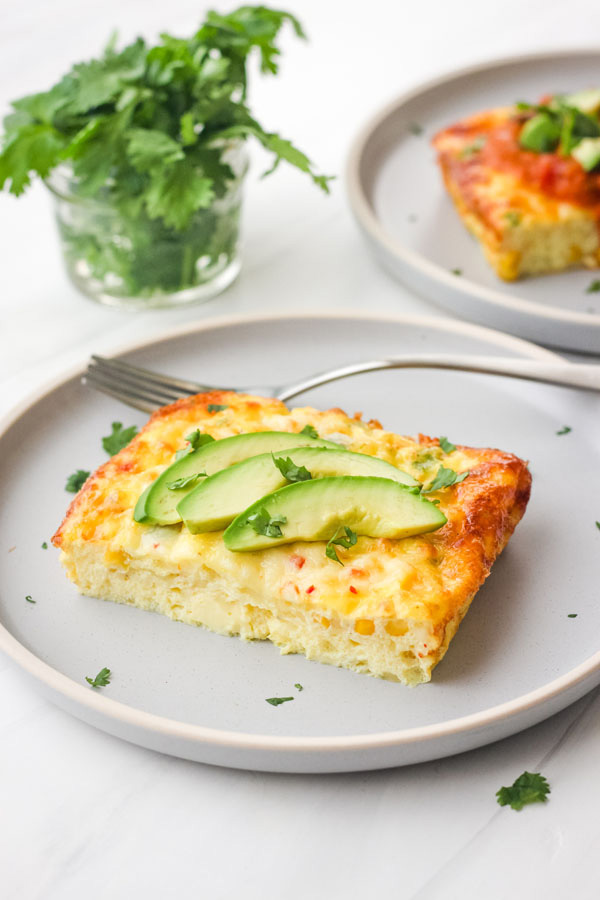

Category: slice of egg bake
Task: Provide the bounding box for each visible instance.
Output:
[52,392,531,685]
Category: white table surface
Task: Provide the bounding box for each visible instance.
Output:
[2,1,600,897]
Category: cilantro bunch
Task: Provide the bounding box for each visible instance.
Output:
[0,6,331,297]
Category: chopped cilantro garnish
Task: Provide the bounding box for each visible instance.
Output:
[167,472,206,491]
[568,613,578,618]
[503,210,522,227]
[85,667,111,689]
[41,542,48,549]
[25,595,35,604]
[294,683,304,691]
[596,521,600,531]
[451,268,462,276]
[246,508,287,538]
[459,136,486,158]
[65,469,90,492]
[423,465,469,493]
[556,425,572,435]
[496,771,550,811]
[266,696,294,706]
[586,280,600,293]
[300,424,319,439]
[186,430,215,451]
[408,122,423,136]
[207,404,227,413]
[102,422,138,456]
[438,436,456,453]
[325,525,358,565]
[272,454,312,483]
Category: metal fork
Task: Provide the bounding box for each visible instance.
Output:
[83,353,600,413]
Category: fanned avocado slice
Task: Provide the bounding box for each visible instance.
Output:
[223,476,447,552]
[178,446,418,533]
[133,431,339,525]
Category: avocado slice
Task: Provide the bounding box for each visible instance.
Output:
[564,89,600,115]
[133,431,340,525]
[571,136,600,171]
[178,447,418,533]
[223,476,447,552]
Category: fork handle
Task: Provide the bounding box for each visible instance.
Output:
[275,355,600,401]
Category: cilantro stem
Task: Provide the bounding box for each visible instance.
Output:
[180,241,195,290]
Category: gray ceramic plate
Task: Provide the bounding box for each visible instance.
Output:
[347,49,600,354]
[1,313,599,773]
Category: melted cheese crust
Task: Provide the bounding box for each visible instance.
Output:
[53,392,531,685]
[433,106,600,280]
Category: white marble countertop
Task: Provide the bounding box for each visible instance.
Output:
[2,1,600,897]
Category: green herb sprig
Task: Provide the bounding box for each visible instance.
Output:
[65,469,90,492]
[272,454,312,483]
[246,508,287,538]
[496,771,550,811]
[0,6,333,216]
[325,525,358,565]
[85,667,112,689]
[102,421,138,456]
[423,465,469,494]
[167,472,206,491]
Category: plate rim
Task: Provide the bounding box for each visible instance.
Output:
[346,46,600,330]
[4,308,595,757]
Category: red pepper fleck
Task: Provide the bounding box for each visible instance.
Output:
[306,585,315,594]
[290,554,306,569]
[418,652,425,658]
[349,585,358,594]
[153,543,160,549]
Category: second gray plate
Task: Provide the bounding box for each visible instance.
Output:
[347,49,600,353]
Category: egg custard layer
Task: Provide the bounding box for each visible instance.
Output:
[53,392,531,685]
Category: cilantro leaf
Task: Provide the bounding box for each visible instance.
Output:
[65,469,90,492]
[300,424,319,439]
[41,542,48,549]
[596,521,600,531]
[586,280,600,293]
[167,473,206,490]
[246,508,287,538]
[85,667,112,689]
[496,771,550,811]
[568,613,578,618]
[102,421,138,455]
[272,454,312,483]
[459,136,486,158]
[126,128,185,172]
[294,683,303,691]
[504,210,522,227]
[451,268,462,276]
[0,123,66,195]
[25,595,36,604]
[186,430,215,451]
[144,158,214,230]
[423,466,469,493]
[556,425,572,435]
[438,436,456,453]
[265,696,294,706]
[325,525,358,565]
[408,122,423,136]
[207,404,228,413]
